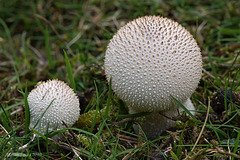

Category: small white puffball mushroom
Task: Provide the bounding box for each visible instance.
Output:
[104,16,202,139]
[27,80,80,135]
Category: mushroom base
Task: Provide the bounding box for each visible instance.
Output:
[130,98,196,140]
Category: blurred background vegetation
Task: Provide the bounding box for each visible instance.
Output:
[0,0,239,159]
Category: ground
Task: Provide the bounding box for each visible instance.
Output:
[0,0,239,159]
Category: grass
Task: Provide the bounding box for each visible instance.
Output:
[0,0,239,159]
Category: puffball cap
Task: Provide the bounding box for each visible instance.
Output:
[104,16,202,112]
[27,79,80,134]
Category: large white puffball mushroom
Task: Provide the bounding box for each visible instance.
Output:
[27,80,80,135]
[104,16,202,139]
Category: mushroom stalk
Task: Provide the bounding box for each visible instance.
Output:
[130,98,195,139]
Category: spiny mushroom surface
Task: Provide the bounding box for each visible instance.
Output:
[27,80,80,135]
[104,16,202,139]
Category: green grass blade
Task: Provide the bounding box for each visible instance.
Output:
[208,53,221,86]
[208,119,221,144]
[170,150,179,160]
[90,82,99,133]
[0,103,12,132]
[0,83,10,101]
[220,28,240,35]
[34,100,55,130]
[172,96,197,121]
[13,65,23,93]
[0,18,17,62]
[30,128,61,156]
[0,101,24,115]
[177,128,185,158]
[105,78,112,118]
[44,27,54,70]
[24,84,30,134]
[232,130,240,160]
[64,50,76,92]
